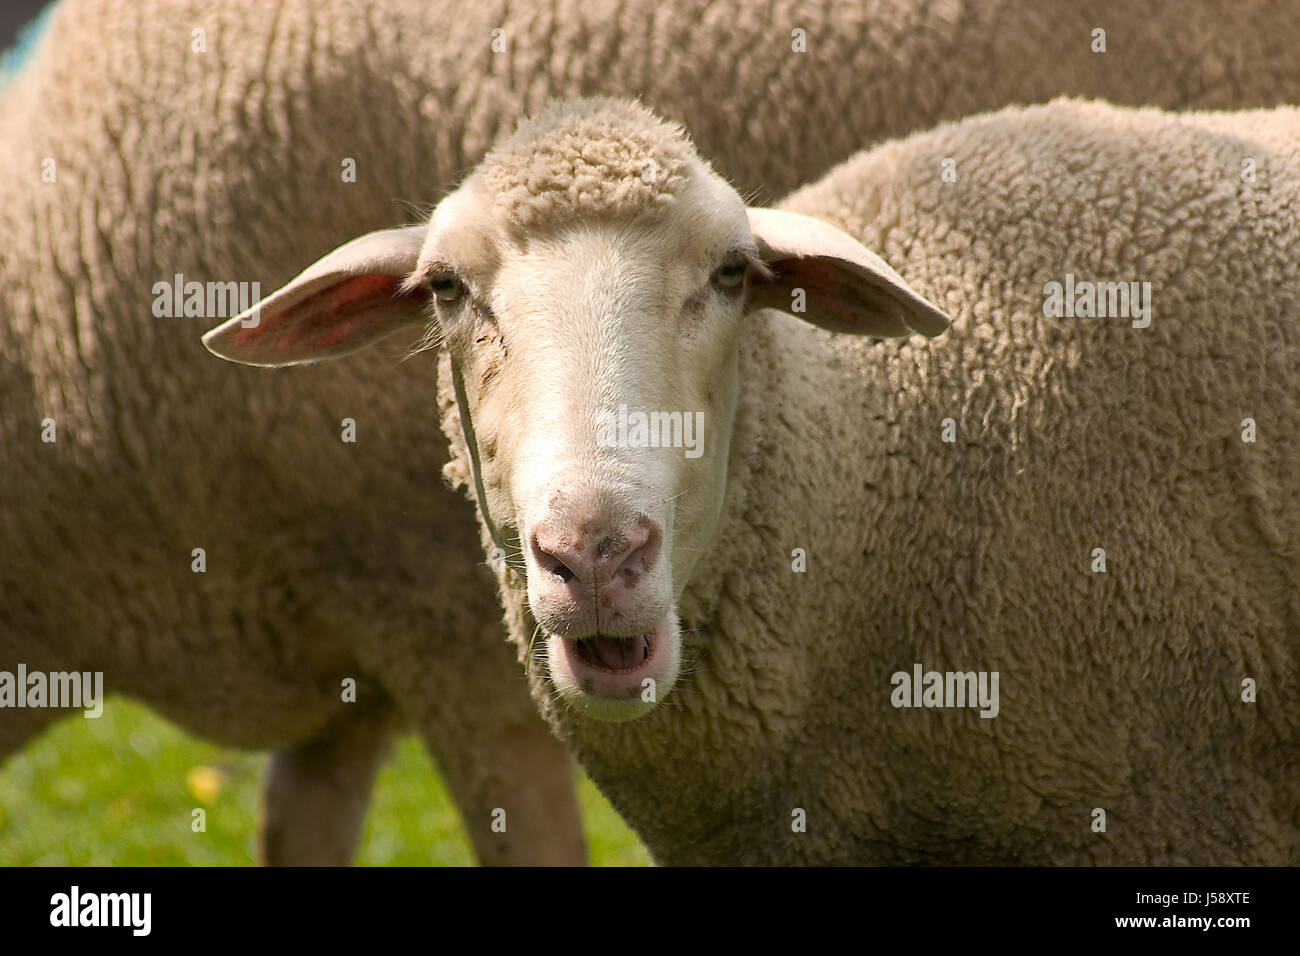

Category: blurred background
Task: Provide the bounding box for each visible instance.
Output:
[0,1,50,74]
[0,696,649,865]
[0,0,650,867]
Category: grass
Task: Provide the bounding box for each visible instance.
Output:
[0,696,650,866]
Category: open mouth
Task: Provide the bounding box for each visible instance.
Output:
[573,633,654,672]
[548,616,676,712]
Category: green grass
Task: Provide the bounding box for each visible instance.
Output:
[0,696,650,866]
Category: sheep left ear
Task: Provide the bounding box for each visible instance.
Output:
[746,207,950,338]
[202,225,429,367]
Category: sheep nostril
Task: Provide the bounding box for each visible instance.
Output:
[615,529,659,582]
[532,535,581,584]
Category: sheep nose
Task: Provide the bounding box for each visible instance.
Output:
[530,518,660,599]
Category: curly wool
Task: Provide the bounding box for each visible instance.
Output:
[479,98,693,228]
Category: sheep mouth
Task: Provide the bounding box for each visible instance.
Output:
[548,616,676,710]
[573,633,654,672]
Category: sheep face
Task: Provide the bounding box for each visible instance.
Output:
[417,157,752,722]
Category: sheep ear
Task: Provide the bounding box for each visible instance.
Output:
[746,207,950,338]
[202,225,429,367]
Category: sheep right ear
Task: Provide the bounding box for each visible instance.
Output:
[746,207,950,338]
[202,225,430,367]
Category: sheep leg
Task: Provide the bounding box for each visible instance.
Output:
[422,712,587,866]
[257,701,400,866]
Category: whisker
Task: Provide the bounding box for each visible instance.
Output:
[401,321,447,363]
[390,198,435,226]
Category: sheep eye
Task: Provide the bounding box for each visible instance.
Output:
[712,257,748,292]
[427,274,464,303]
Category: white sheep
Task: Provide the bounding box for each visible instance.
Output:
[256,96,1299,864]
[6,0,1299,864]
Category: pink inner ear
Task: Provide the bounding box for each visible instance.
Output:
[769,257,854,321]
[229,273,411,354]
[764,257,911,336]
[788,259,854,323]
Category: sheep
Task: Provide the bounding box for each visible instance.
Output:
[254,96,1300,865]
[4,0,602,867]
[6,0,1299,865]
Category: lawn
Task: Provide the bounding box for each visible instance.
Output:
[0,697,650,866]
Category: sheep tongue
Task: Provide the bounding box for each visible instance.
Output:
[584,635,647,670]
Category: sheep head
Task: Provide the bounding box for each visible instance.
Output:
[202,97,949,721]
